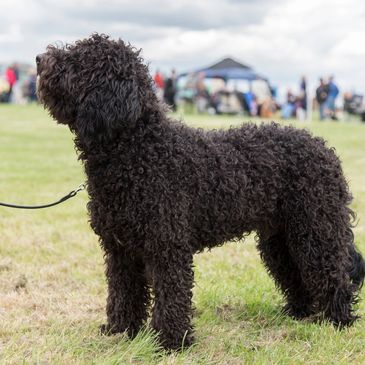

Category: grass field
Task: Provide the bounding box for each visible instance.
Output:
[0,104,364,365]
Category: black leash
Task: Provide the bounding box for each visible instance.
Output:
[0,183,86,209]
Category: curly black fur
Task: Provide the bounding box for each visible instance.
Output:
[37,34,365,350]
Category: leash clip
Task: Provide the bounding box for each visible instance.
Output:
[69,183,87,198]
[74,183,86,193]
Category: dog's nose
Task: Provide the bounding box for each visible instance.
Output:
[36,53,44,65]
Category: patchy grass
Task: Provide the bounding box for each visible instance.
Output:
[0,103,364,365]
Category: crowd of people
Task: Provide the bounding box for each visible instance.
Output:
[281,76,308,120]
[154,69,279,118]
[315,76,340,120]
[152,70,362,122]
[0,62,363,122]
[0,63,37,103]
[278,76,342,121]
[153,69,178,111]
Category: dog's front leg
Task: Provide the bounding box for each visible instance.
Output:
[101,246,150,338]
[148,248,194,350]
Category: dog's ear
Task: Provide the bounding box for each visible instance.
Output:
[75,77,143,138]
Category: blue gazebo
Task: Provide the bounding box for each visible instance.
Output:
[178,57,271,101]
[191,57,266,81]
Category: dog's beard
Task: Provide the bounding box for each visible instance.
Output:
[36,76,47,104]
[36,75,40,93]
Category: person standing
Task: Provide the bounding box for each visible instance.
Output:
[5,65,17,102]
[195,72,209,113]
[12,62,20,81]
[281,89,297,119]
[297,76,307,120]
[327,75,339,120]
[316,78,329,120]
[25,67,38,102]
[153,69,164,101]
[164,69,177,112]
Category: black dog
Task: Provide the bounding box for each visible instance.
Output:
[37,34,365,350]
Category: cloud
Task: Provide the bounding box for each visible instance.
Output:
[0,0,364,94]
[139,0,365,93]
[44,0,278,30]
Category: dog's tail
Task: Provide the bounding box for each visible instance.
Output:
[349,245,365,289]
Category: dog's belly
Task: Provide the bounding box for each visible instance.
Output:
[189,187,279,251]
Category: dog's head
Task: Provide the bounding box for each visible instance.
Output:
[37,33,156,138]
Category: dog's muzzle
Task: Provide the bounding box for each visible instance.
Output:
[36,53,45,75]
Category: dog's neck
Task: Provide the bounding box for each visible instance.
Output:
[73,107,168,162]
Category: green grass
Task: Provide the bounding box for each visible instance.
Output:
[0,104,364,365]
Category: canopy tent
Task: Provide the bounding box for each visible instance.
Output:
[180,57,267,81]
[178,57,271,103]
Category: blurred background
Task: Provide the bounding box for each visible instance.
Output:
[0,0,365,122]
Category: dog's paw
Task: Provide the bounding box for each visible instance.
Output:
[99,323,111,335]
[327,313,358,329]
[100,323,141,339]
[99,323,121,336]
[160,332,195,352]
[282,303,312,320]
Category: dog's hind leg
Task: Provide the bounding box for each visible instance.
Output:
[257,231,314,319]
[285,209,359,327]
[101,245,150,338]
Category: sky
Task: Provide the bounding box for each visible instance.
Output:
[1,0,364,97]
